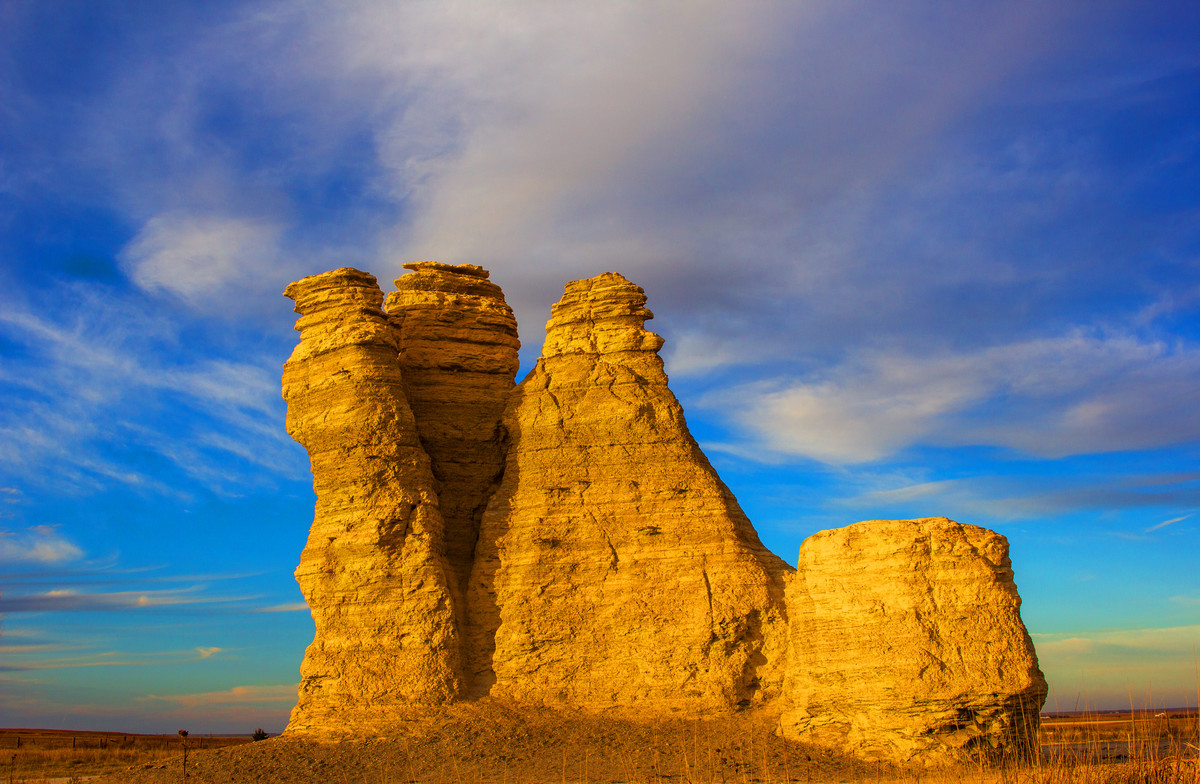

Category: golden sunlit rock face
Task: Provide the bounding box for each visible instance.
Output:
[779,517,1048,763]
[281,268,464,733]
[384,262,519,610]
[466,273,792,710]
[281,265,1047,762]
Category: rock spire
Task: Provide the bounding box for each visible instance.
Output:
[282,268,463,734]
[466,273,792,711]
[384,262,519,605]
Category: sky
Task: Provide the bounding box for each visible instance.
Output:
[1,1,1198,733]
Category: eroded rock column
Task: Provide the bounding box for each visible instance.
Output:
[282,268,462,734]
[384,262,520,605]
[468,272,792,712]
[780,517,1047,764]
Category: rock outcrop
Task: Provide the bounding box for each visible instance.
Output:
[466,273,792,711]
[384,262,519,605]
[280,266,1046,762]
[282,268,463,734]
[780,518,1047,763]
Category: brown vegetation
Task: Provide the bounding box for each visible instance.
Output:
[5,705,1195,783]
[0,728,250,781]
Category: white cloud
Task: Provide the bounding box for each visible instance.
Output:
[712,331,1200,464]
[253,602,308,613]
[1033,625,1200,710]
[0,290,305,492]
[1146,514,1191,533]
[119,213,284,305]
[143,683,297,708]
[0,526,83,565]
[0,586,254,613]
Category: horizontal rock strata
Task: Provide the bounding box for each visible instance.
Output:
[467,272,792,711]
[384,262,520,606]
[780,517,1047,763]
[282,267,463,734]
[280,265,1047,762]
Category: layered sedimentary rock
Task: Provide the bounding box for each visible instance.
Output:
[780,517,1047,763]
[280,264,1048,761]
[466,272,793,711]
[282,268,462,734]
[384,262,520,605]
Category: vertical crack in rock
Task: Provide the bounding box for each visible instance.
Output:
[779,517,1048,764]
[383,262,520,615]
[282,268,463,735]
[467,272,793,712]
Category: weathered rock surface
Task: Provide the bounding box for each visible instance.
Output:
[779,517,1047,763]
[279,265,1047,763]
[282,268,463,734]
[384,262,519,605]
[466,272,793,712]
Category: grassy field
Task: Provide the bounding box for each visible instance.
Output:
[0,728,254,782]
[2,710,1197,783]
[1034,710,1199,784]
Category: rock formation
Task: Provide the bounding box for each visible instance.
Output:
[384,262,519,606]
[466,273,792,710]
[282,268,463,734]
[281,266,1047,763]
[779,518,1047,763]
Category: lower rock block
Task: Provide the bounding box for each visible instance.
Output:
[779,517,1047,763]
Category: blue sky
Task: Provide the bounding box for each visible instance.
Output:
[1,1,1198,732]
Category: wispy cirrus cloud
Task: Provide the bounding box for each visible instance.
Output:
[707,330,1200,464]
[1145,514,1192,533]
[839,470,1200,522]
[1033,624,1200,709]
[0,586,256,613]
[2,646,228,672]
[253,602,308,613]
[119,213,286,306]
[0,283,304,494]
[0,525,83,565]
[142,683,296,708]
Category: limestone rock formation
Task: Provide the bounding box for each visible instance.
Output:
[384,262,519,605]
[779,517,1047,763]
[282,268,463,734]
[279,265,1048,762]
[466,272,793,712]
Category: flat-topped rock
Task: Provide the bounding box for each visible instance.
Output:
[780,517,1047,763]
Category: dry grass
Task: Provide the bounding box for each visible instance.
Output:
[0,729,251,781]
[5,709,1198,783]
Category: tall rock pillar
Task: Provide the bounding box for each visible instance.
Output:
[384,262,520,607]
[282,267,462,734]
[468,272,792,712]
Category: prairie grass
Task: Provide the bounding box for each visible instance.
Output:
[4,710,1198,783]
[0,729,249,781]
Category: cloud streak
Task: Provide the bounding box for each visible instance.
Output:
[0,526,83,565]
[142,683,296,708]
[710,330,1200,464]
[2,646,228,672]
[0,586,255,613]
[1034,624,1200,709]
